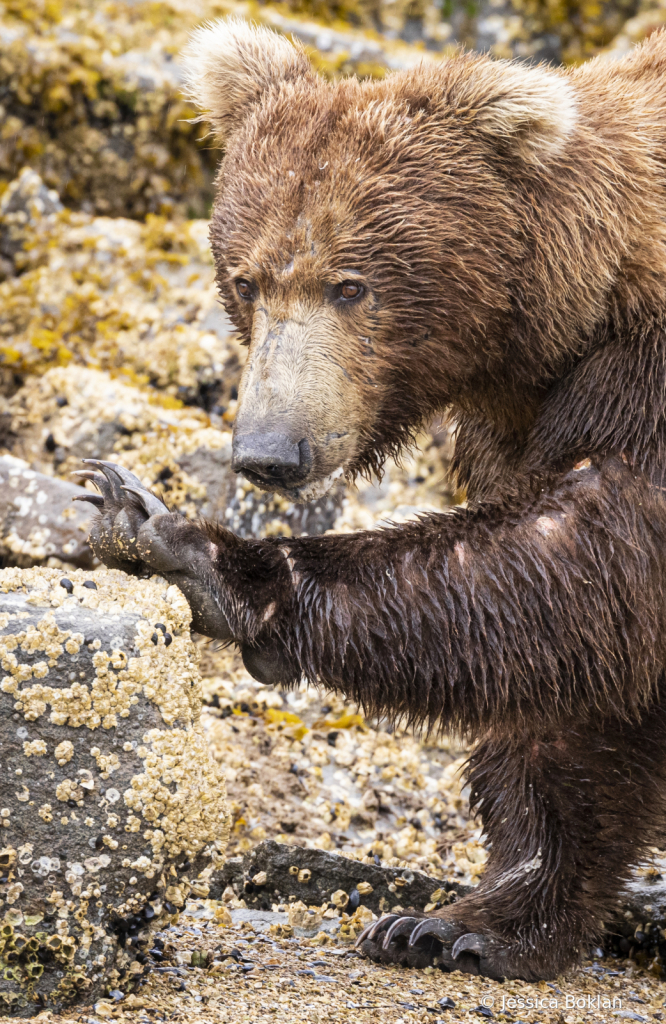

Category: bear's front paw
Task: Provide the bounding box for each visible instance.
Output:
[356,913,513,980]
[73,460,233,641]
[72,459,170,575]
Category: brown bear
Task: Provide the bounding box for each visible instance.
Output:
[74,21,666,981]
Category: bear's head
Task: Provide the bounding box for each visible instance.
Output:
[183,19,578,500]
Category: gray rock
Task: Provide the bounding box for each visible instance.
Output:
[211,840,468,916]
[0,169,63,277]
[0,567,229,1017]
[0,456,95,569]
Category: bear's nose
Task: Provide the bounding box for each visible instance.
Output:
[231,432,311,488]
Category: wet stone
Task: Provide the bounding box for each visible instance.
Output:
[0,566,229,1017]
[0,456,96,569]
[212,840,470,915]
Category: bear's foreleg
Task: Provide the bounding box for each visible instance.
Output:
[236,456,666,730]
[359,709,666,978]
[78,457,666,729]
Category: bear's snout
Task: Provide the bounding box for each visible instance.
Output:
[231,430,312,490]
[231,311,367,498]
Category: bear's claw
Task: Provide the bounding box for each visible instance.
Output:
[72,487,104,508]
[382,915,421,947]
[120,483,170,517]
[83,458,144,486]
[356,914,400,945]
[408,917,460,946]
[357,913,510,978]
[451,932,489,958]
[73,459,168,514]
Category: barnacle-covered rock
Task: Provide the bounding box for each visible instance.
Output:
[215,839,469,914]
[247,0,639,71]
[0,167,62,280]
[603,0,666,55]
[0,566,229,1016]
[0,0,217,219]
[5,367,222,478]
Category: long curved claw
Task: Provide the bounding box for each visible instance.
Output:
[80,460,125,502]
[83,459,146,492]
[452,933,488,959]
[356,914,400,947]
[72,493,104,508]
[71,468,114,501]
[121,485,169,517]
[382,916,420,949]
[408,918,460,947]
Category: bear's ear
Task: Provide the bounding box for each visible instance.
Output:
[453,59,577,163]
[181,18,314,146]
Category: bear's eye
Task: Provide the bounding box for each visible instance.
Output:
[340,281,364,301]
[236,279,255,301]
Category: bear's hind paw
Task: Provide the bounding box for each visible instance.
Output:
[357,913,511,979]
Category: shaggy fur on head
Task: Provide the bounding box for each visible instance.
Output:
[88,27,666,982]
[183,18,577,159]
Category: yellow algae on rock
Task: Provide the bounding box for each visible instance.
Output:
[0,565,229,1016]
[0,193,241,400]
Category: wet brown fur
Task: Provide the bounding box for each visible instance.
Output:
[90,26,666,979]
